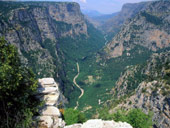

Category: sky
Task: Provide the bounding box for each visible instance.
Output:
[75,0,154,14]
[52,0,154,14]
[1,0,154,14]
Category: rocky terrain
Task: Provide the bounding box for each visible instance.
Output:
[0,1,105,102]
[106,0,170,58]
[65,119,132,128]
[101,1,150,38]
[0,1,169,127]
[0,1,87,78]
[110,51,170,128]
[36,78,65,128]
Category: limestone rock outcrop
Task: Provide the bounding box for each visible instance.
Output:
[101,1,149,36]
[64,119,132,128]
[106,1,170,58]
[0,1,87,78]
[36,78,65,128]
[111,52,170,128]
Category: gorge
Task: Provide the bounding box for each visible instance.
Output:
[0,0,169,128]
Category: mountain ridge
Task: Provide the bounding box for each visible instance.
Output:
[0,1,105,103]
[109,51,170,128]
[105,0,170,58]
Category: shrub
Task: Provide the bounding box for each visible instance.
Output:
[112,109,128,122]
[127,109,153,128]
[64,108,86,125]
[99,108,153,128]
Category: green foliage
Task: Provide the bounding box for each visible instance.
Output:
[0,37,41,128]
[99,108,153,128]
[74,45,151,118]
[127,109,153,128]
[112,110,128,122]
[98,107,112,120]
[64,108,86,125]
[141,11,162,25]
[59,22,106,107]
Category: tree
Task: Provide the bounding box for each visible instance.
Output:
[64,108,86,125]
[0,37,40,128]
[127,109,153,128]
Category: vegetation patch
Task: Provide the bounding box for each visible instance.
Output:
[141,11,163,25]
[99,108,153,128]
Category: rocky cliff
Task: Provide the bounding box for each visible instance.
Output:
[101,2,150,38]
[0,1,105,102]
[110,51,170,128]
[105,0,170,58]
[0,1,87,78]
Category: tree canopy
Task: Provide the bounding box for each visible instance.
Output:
[0,37,40,128]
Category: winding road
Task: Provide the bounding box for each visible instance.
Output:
[74,63,84,110]
[74,35,108,109]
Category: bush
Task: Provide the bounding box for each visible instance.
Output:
[0,37,41,128]
[127,109,153,128]
[64,108,86,125]
[99,108,153,128]
[112,109,128,122]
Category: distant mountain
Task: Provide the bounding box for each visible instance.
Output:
[101,1,151,39]
[92,12,118,24]
[83,11,118,30]
[82,9,102,17]
[91,12,119,29]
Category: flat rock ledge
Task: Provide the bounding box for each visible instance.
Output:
[64,119,133,128]
[36,78,65,128]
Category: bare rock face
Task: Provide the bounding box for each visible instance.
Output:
[64,119,132,128]
[36,78,65,128]
[101,1,149,35]
[0,1,87,78]
[111,52,170,128]
[106,1,170,58]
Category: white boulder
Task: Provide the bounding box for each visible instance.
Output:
[41,106,61,117]
[82,119,103,128]
[64,119,133,128]
[39,78,55,85]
